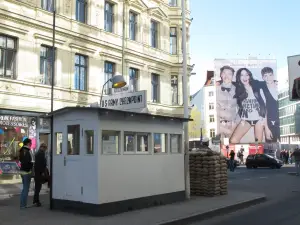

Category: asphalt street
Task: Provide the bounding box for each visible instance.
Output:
[192,165,300,225]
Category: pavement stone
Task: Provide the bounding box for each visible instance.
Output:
[0,190,266,225]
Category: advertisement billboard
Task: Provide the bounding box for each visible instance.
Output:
[287,55,300,101]
[214,59,279,144]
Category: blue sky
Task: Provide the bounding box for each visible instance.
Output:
[189,0,300,93]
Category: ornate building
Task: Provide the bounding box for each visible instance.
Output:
[0,0,192,167]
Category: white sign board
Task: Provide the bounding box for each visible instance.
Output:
[100,90,147,111]
[113,85,129,94]
[223,138,229,146]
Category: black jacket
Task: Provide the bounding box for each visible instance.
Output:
[34,150,47,175]
[19,146,33,172]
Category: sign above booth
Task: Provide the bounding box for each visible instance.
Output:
[112,85,129,94]
[100,90,147,111]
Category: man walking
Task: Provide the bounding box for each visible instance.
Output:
[229,150,236,172]
[33,143,48,206]
[291,148,300,176]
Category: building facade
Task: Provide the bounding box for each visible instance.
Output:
[190,71,218,145]
[278,88,300,149]
[0,0,192,163]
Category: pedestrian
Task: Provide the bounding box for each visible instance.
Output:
[19,138,33,209]
[33,143,49,206]
[291,148,300,176]
[279,150,284,163]
[237,148,244,165]
[229,150,235,172]
[286,150,290,164]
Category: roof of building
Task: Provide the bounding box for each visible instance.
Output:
[47,106,192,122]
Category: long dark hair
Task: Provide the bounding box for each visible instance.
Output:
[234,68,266,118]
[234,68,255,103]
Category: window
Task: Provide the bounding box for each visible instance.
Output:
[40,45,54,85]
[74,54,87,91]
[169,0,177,6]
[209,91,214,97]
[41,0,53,12]
[76,0,87,23]
[209,103,214,110]
[210,129,215,138]
[104,61,115,95]
[150,20,158,48]
[102,130,120,154]
[129,11,137,40]
[170,134,181,153]
[55,132,63,155]
[67,125,80,155]
[124,132,135,152]
[105,1,114,32]
[170,27,177,54]
[0,35,17,79]
[129,68,139,92]
[85,130,94,154]
[137,133,150,152]
[171,75,178,105]
[151,73,160,102]
[154,133,167,153]
[209,115,215,123]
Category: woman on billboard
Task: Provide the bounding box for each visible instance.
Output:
[230,68,266,143]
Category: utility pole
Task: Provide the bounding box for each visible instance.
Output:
[50,0,56,210]
[181,0,190,199]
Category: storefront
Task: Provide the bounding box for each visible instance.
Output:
[0,109,50,184]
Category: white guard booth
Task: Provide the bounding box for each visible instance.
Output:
[51,107,189,216]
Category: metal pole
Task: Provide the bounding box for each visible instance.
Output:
[50,0,56,210]
[99,80,110,107]
[181,0,190,199]
[121,0,126,77]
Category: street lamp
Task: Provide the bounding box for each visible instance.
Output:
[99,75,127,107]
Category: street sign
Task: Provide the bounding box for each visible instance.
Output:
[100,90,147,111]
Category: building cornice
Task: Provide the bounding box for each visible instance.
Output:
[69,43,97,54]
[148,65,165,73]
[34,33,66,45]
[0,22,28,35]
[125,59,145,67]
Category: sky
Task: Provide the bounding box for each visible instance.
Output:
[189,0,300,94]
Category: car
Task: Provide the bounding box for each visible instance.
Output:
[246,154,283,169]
[226,158,239,169]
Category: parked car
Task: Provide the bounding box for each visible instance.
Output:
[246,154,283,169]
[226,158,239,169]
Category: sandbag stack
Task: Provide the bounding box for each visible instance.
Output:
[189,149,228,197]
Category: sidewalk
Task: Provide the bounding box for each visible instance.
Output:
[0,183,48,199]
[0,190,266,225]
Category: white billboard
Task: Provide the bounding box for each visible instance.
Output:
[214,59,279,144]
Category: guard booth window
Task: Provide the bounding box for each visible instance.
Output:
[67,125,80,155]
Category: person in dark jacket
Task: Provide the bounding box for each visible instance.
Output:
[19,138,33,209]
[33,143,48,206]
[229,150,235,172]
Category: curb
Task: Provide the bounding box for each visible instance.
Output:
[0,190,49,200]
[158,195,267,225]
